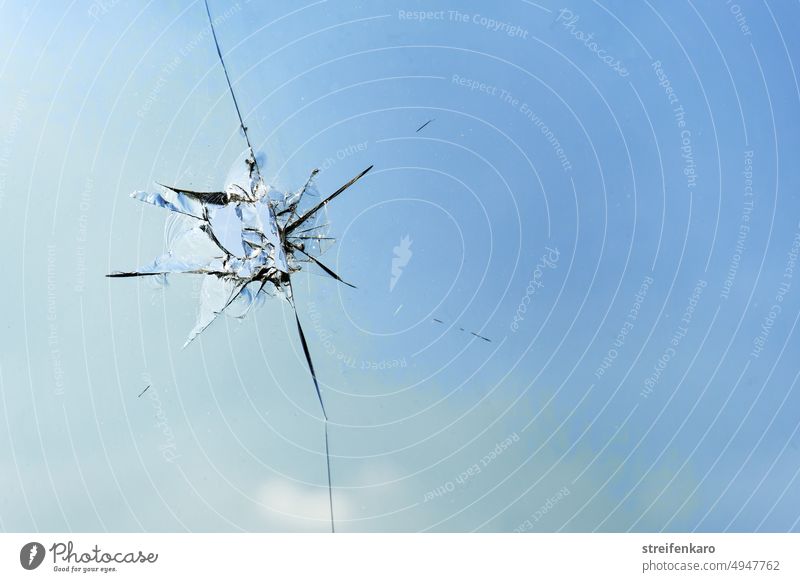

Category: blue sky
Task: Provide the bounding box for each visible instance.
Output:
[1,0,799,532]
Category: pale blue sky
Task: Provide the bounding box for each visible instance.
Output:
[1,0,799,532]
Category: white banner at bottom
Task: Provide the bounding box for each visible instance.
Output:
[1,533,797,581]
